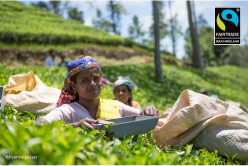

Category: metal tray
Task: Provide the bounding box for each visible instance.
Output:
[92,116,159,138]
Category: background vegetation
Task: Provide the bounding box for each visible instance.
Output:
[1,64,247,164]
[1,65,247,111]
[0,1,124,45]
[1,108,238,165]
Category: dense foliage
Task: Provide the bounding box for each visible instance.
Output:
[0,64,247,164]
[0,1,158,52]
[0,1,124,45]
[1,64,247,111]
[1,107,237,165]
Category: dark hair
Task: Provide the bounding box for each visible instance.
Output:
[70,73,79,100]
[114,85,133,107]
[71,73,78,84]
[49,49,56,55]
[127,90,133,107]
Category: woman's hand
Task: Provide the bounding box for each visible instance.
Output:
[71,118,99,130]
[140,106,159,116]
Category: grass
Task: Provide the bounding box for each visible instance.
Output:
[0,63,247,164]
[0,1,124,45]
[0,42,127,52]
[1,64,247,111]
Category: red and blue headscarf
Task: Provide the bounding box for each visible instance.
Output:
[56,55,101,107]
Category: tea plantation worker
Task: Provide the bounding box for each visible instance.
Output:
[58,54,69,67]
[113,79,141,110]
[35,55,159,129]
[45,49,57,67]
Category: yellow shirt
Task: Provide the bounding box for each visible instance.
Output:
[96,98,120,120]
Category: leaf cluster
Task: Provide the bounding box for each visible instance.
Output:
[67,7,84,24]
[1,63,248,112]
[1,63,247,164]
[1,107,240,164]
[128,15,145,41]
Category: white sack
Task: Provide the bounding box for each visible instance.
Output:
[153,89,248,163]
[4,74,61,115]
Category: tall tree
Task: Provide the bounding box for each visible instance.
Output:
[92,9,111,32]
[244,29,248,46]
[59,1,69,16]
[149,1,169,40]
[186,0,203,71]
[128,15,145,41]
[49,1,61,14]
[32,1,69,16]
[31,1,50,11]
[168,1,182,57]
[67,7,84,24]
[185,15,215,67]
[107,1,127,35]
[242,30,248,67]
[152,1,163,82]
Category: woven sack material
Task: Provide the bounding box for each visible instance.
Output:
[153,89,248,163]
[4,72,61,115]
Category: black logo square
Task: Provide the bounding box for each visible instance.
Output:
[214,7,240,45]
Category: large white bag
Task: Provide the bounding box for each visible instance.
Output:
[4,71,61,115]
[153,89,248,163]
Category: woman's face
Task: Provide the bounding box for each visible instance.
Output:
[71,67,102,101]
[114,85,131,104]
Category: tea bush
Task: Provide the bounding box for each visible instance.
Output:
[0,64,247,164]
[1,64,247,111]
[0,1,124,45]
[0,108,236,165]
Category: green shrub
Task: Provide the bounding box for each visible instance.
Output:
[0,1,124,45]
[0,108,237,164]
[0,61,247,165]
[1,64,248,111]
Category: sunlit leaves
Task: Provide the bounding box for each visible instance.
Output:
[0,1,124,46]
[0,63,247,164]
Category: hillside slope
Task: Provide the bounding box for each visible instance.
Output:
[0,1,177,66]
[0,1,123,45]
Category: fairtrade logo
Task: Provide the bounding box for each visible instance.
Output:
[216,9,239,31]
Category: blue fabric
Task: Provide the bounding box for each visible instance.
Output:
[67,55,101,78]
[121,82,132,92]
[210,94,219,99]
